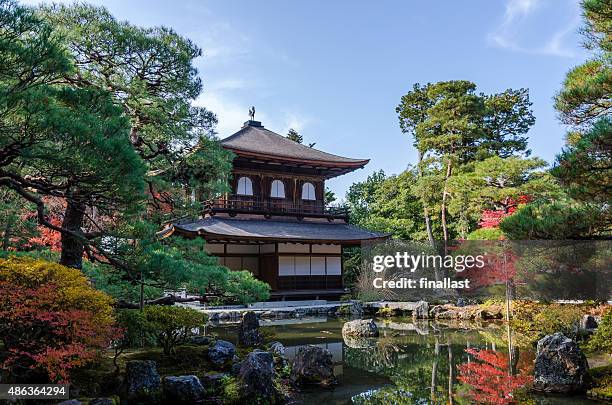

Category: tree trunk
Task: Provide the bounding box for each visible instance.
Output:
[441,159,453,245]
[417,151,436,248]
[59,199,86,269]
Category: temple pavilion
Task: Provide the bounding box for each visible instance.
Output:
[165,119,388,300]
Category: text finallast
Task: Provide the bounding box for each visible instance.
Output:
[370,252,485,290]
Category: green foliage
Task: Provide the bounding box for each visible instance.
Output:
[465,227,504,240]
[500,199,605,239]
[396,81,536,241]
[552,117,612,205]
[115,309,156,349]
[225,270,270,303]
[0,189,38,250]
[324,187,336,205]
[588,364,612,401]
[220,375,242,404]
[286,128,303,143]
[510,301,583,344]
[586,310,612,353]
[346,170,429,240]
[143,305,207,356]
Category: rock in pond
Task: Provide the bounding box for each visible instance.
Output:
[269,341,288,367]
[342,319,379,337]
[412,300,429,319]
[292,345,337,386]
[534,333,589,394]
[238,350,277,400]
[125,360,161,401]
[162,375,205,404]
[208,340,236,366]
[238,311,263,347]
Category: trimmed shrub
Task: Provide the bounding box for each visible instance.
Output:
[115,309,156,348]
[511,301,582,344]
[586,310,612,354]
[143,306,207,355]
[0,256,118,383]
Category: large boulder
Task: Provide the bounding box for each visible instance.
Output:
[162,375,205,404]
[412,301,429,319]
[208,340,236,366]
[238,311,263,347]
[238,350,277,400]
[342,319,379,337]
[291,345,337,386]
[125,360,161,401]
[533,333,589,394]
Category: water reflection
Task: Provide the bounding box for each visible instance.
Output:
[210,317,597,405]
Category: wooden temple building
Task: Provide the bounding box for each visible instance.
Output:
[166,119,388,300]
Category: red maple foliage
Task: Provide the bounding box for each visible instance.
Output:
[463,249,519,290]
[0,281,119,383]
[457,348,532,405]
[478,196,531,229]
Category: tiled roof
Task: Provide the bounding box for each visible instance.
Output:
[220,121,369,166]
[171,217,388,243]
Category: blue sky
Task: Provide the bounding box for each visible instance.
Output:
[24,0,587,198]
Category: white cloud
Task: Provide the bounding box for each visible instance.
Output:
[195,92,310,140]
[195,93,250,137]
[488,0,579,57]
[281,112,308,134]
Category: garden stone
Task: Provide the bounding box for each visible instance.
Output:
[238,350,277,400]
[269,341,288,367]
[238,311,263,347]
[342,319,379,337]
[208,340,236,366]
[201,372,228,390]
[291,345,337,386]
[412,301,429,319]
[581,315,598,330]
[162,375,205,404]
[533,333,589,394]
[125,360,161,401]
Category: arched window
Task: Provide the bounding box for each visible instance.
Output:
[301,182,316,200]
[270,180,285,198]
[236,176,253,196]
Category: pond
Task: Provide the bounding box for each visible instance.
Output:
[210,316,600,405]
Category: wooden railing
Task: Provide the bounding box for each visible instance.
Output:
[207,194,349,220]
